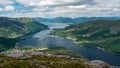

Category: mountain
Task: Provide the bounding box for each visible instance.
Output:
[0,17,48,52]
[35,17,75,23]
[51,20,120,54]
[52,17,75,23]
[74,17,120,23]
[34,17,51,22]
[0,17,48,38]
[35,17,120,23]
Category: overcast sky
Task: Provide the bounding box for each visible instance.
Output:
[0,0,120,18]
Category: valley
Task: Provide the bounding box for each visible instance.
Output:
[0,0,120,68]
[17,21,120,66]
[0,17,120,67]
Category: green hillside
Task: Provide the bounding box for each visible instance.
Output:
[0,17,48,38]
[51,20,120,54]
[0,17,48,52]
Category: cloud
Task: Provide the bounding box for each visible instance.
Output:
[15,0,94,7]
[5,5,14,10]
[0,5,15,11]
[0,0,120,17]
[0,0,14,6]
[0,0,15,11]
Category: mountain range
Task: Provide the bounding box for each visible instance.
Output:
[35,17,120,23]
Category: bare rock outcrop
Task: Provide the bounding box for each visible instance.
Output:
[90,60,118,68]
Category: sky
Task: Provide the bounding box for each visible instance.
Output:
[0,0,120,18]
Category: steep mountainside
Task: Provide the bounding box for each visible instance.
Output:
[0,17,48,52]
[51,20,120,54]
[0,17,48,38]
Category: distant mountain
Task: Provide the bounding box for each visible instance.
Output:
[35,17,75,23]
[35,17,120,23]
[52,17,75,23]
[0,17,48,52]
[51,20,120,54]
[74,17,120,23]
[35,17,51,22]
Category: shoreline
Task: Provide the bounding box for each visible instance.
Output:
[59,36,120,56]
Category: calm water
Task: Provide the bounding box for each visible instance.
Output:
[18,22,120,66]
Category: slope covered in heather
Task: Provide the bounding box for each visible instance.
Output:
[0,51,112,68]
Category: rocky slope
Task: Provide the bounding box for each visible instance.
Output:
[0,50,116,68]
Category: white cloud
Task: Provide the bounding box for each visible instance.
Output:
[0,5,14,11]
[5,5,15,11]
[0,0,120,17]
[0,0,14,5]
[68,5,87,9]
[15,0,93,7]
